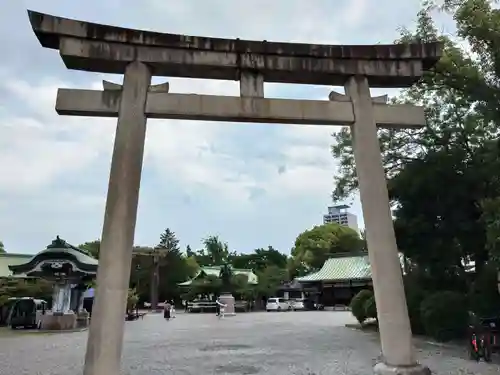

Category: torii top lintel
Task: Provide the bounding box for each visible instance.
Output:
[28,10,443,88]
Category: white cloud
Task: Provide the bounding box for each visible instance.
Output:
[0,0,443,252]
[0,72,334,206]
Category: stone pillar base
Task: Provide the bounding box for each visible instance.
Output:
[374,362,431,375]
[218,293,236,316]
[76,311,90,329]
[41,313,77,331]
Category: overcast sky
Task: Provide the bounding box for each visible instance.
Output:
[0,0,453,254]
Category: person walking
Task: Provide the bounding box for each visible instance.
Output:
[215,297,226,319]
[170,300,176,319]
[215,298,220,317]
[163,300,172,321]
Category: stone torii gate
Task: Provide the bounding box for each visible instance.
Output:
[27,10,442,375]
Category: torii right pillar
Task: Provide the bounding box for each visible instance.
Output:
[345,75,429,375]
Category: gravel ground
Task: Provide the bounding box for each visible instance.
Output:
[0,311,498,375]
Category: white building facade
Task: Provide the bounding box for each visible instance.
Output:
[323,204,358,231]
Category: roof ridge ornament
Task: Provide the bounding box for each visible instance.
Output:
[47,235,67,249]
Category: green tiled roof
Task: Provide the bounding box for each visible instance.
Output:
[8,237,98,276]
[0,253,33,278]
[296,253,405,282]
[178,266,258,286]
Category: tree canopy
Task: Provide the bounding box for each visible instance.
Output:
[78,240,100,259]
[330,0,500,300]
[230,246,288,271]
[331,0,500,202]
[201,235,229,266]
[290,223,363,273]
[0,241,4,253]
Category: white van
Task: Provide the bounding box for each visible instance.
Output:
[266,297,291,312]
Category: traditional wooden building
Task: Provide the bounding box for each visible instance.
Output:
[275,280,314,300]
[178,266,258,287]
[296,252,406,307]
[295,252,374,307]
[8,236,98,330]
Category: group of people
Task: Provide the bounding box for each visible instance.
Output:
[163,300,175,321]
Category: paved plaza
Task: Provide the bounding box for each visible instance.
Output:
[0,311,499,375]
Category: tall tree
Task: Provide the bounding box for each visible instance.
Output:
[256,265,288,298]
[192,248,212,267]
[134,228,180,311]
[331,2,500,202]
[329,1,500,283]
[290,223,363,272]
[390,147,486,289]
[202,235,229,265]
[0,241,5,253]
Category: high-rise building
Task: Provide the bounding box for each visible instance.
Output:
[323,204,358,231]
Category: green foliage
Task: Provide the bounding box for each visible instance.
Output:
[480,196,500,267]
[132,228,189,308]
[331,2,500,202]
[0,241,4,253]
[391,147,487,286]
[186,275,222,300]
[286,256,308,280]
[420,291,469,341]
[123,229,293,306]
[202,235,229,266]
[0,279,53,303]
[350,290,374,324]
[184,256,200,277]
[364,295,377,320]
[255,265,288,298]
[330,2,500,303]
[158,228,180,252]
[230,246,288,271]
[468,263,500,317]
[78,240,100,259]
[291,223,363,271]
[403,272,427,335]
[126,288,139,312]
[232,274,255,300]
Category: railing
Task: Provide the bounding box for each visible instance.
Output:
[187,301,217,313]
[187,300,251,313]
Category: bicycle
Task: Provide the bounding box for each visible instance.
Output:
[468,316,499,362]
[469,330,492,362]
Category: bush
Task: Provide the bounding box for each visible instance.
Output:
[420,291,468,342]
[350,290,374,324]
[403,275,426,335]
[364,295,377,320]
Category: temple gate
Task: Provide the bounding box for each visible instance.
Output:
[26,10,442,375]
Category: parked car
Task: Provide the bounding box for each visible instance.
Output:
[291,299,306,311]
[266,297,291,312]
[8,297,47,329]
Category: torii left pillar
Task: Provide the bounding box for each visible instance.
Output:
[83,61,151,375]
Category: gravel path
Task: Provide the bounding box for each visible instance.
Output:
[0,311,498,374]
